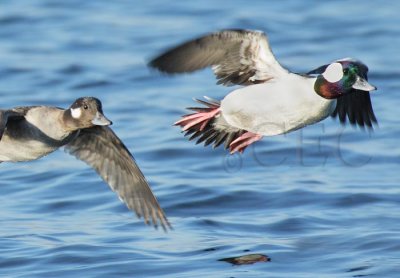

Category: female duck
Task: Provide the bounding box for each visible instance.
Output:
[150,29,377,154]
[0,97,170,230]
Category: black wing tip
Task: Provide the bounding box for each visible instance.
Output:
[147,47,177,73]
[332,114,378,131]
[147,58,158,70]
[147,33,209,75]
[148,55,195,75]
[147,57,172,73]
[331,90,378,132]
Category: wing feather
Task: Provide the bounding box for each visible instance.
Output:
[65,126,171,230]
[149,29,287,86]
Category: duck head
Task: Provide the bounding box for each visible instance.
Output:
[310,59,376,99]
[64,97,112,130]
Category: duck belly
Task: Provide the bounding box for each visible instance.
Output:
[0,136,59,162]
[220,79,336,136]
[0,119,76,162]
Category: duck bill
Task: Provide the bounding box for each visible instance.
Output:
[352,76,377,92]
[92,112,112,126]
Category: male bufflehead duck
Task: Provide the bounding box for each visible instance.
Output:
[0,97,170,230]
[149,29,377,154]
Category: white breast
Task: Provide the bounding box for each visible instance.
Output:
[220,73,336,136]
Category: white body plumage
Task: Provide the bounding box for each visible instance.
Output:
[221,73,336,136]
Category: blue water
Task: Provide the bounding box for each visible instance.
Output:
[0,1,399,277]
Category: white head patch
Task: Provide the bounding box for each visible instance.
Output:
[323,62,343,83]
[71,107,82,119]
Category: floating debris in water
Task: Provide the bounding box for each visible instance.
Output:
[219,254,271,265]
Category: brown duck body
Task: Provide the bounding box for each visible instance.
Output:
[0,106,77,162]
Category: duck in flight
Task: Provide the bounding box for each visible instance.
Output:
[149,29,378,154]
[0,97,170,230]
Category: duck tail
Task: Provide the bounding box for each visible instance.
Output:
[174,96,220,129]
[175,97,253,152]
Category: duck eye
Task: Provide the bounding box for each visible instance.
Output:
[343,68,349,75]
[83,105,88,110]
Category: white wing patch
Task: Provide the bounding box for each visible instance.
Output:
[323,62,343,83]
[71,107,82,119]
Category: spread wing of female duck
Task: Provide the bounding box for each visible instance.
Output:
[149,29,377,154]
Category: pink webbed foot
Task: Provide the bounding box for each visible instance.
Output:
[175,107,220,132]
[229,131,263,154]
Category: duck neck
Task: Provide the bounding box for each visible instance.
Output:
[61,109,80,132]
[314,76,344,99]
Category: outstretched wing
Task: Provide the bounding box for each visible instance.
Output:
[308,60,377,129]
[65,126,171,231]
[149,29,288,86]
[331,90,377,128]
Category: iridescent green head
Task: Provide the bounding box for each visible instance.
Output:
[310,59,376,99]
